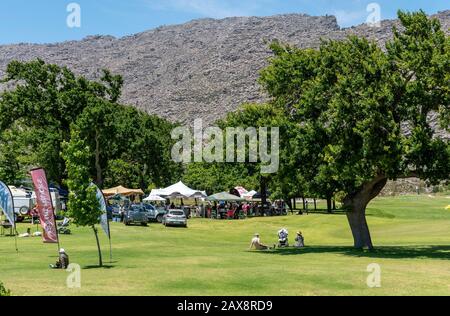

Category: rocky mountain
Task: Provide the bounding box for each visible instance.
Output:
[0,11,449,126]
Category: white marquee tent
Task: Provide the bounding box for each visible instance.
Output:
[242,190,258,200]
[143,195,166,202]
[151,181,207,199]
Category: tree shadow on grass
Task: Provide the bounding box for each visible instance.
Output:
[289,209,347,216]
[83,265,115,270]
[257,245,450,260]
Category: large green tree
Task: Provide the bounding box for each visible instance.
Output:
[260,11,450,249]
[74,100,183,190]
[0,60,122,184]
[0,127,27,184]
[0,60,182,190]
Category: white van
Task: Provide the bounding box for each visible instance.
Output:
[30,189,61,213]
[8,186,33,220]
[8,186,61,220]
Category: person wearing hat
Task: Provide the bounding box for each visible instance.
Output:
[50,248,70,269]
[295,231,305,248]
[249,233,270,250]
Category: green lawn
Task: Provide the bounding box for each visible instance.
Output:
[1,195,450,296]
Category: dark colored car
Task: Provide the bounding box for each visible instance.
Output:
[143,204,168,223]
[124,204,150,226]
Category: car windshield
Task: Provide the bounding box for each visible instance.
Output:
[143,204,155,211]
[170,211,185,216]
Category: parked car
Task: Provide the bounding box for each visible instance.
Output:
[143,204,167,223]
[124,205,150,226]
[162,209,188,228]
[111,205,122,222]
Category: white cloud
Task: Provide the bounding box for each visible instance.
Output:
[333,9,367,27]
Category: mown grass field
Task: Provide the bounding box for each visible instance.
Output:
[1,195,450,296]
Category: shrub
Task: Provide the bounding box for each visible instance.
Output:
[0,282,11,296]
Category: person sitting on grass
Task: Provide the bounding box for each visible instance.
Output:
[295,231,305,248]
[18,228,31,238]
[50,249,70,270]
[249,233,271,251]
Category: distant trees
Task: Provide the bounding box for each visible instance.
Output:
[0,129,26,185]
[0,60,120,184]
[183,103,284,200]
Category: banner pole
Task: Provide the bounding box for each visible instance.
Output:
[30,168,61,258]
[14,223,18,253]
[109,236,112,263]
[108,218,112,263]
[4,183,18,253]
[94,184,112,263]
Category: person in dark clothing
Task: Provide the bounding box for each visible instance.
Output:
[50,249,70,269]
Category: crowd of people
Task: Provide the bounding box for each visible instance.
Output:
[204,201,287,219]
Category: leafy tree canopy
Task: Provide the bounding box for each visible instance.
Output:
[0,59,182,190]
[259,10,449,248]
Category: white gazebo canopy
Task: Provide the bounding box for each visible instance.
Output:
[9,186,28,198]
[242,190,257,200]
[143,195,166,202]
[151,181,207,199]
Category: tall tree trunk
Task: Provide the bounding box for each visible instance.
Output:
[140,163,148,190]
[94,130,103,187]
[57,142,66,187]
[285,198,292,212]
[293,198,297,210]
[314,198,317,211]
[333,199,336,210]
[92,226,103,267]
[302,197,306,210]
[326,196,332,213]
[260,177,267,207]
[344,176,387,250]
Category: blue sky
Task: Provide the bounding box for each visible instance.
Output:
[1,0,448,44]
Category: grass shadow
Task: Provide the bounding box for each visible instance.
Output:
[256,245,450,260]
[83,265,115,270]
[288,209,347,216]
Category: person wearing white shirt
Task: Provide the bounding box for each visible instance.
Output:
[249,233,269,250]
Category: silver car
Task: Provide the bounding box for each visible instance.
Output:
[162,210,188,228]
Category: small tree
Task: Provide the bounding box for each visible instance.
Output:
[62,128,104,267]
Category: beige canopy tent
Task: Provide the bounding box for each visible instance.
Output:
[102,186,144,197]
